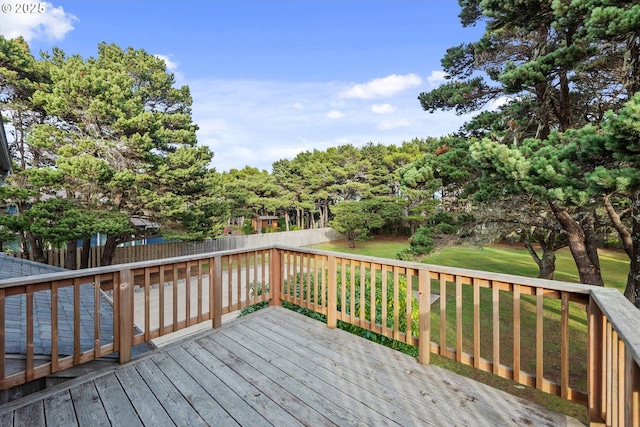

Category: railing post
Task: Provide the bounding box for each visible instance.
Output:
[269,248,282,307]
[118,269,134,364]
[211,256,222,328]
[327,255,337,329]
[625,348,640,427]
[588,297,604,425]
[418,269,431,365]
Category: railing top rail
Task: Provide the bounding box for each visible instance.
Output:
[591,287,640,366]
[0,245,277,289]
[275,245,597,295]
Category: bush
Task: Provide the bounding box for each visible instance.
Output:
[238,281,270,316]
[409,226,435,254]
[396,249,415,261]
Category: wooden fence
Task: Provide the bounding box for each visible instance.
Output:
[0,244,638,425]
[11,228,341,268]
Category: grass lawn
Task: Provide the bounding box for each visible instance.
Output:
[308,236,628,291]
[307,236,630,424]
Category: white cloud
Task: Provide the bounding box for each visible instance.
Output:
[0,1,77,41]
[339,73,422,99]
[427,70,448,87]
[327,110,345,119]
[155,54,178,72]
[187,77,474,172]
[154,54,186,83]
[488,96,512,110]
[371,103,395,114]
[377,119,412,130]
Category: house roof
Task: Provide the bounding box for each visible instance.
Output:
[0,254,150,357]
[0,112,12,177]
[0,254,65,281]
[130,216,160,229]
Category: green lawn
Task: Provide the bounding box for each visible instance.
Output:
[308,236,628,291]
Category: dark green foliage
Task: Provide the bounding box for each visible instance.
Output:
[329,200,385,247]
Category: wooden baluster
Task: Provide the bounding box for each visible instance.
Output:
[440,274,447,356]
[492,282,500,375]
[118,269,134,364]
[0,289,5,388]
[560,292,569,400]
[95,274,102,358]
[418,269,431,365]
[269,248,282,308]
[536,287,544,390]
[212,256,222,329]
[327,255,337,329]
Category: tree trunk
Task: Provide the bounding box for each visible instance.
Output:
[101,235,118,266]
[27,233,47,264]
[65,239,77,270]
[523,239,556,280]
[549,202,604,286]
[624,190,640,307]
[323,198,329,227]
[284,211,290,231]
[80,237,92,269]
[539,249,556,280]
[603,195,632,258]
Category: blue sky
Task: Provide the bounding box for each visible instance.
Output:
[0,1,486,172]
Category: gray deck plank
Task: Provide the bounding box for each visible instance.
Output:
[134,358,209,427]
[93,373,143,427]
[43,390,78,427]
[261,309,523,424]
[0,306,583,427]
[219,322,412,426]
[114,365,175,426]
[181,340,306,427]
[150,351,240,426]
[166,346,271,427]
[13,400,44,427]
[261,308,577,427]
[0,411,12,427]
[232,319,443,426]
[194,334,337,427]
[201,332,380,426]
[255,309,493,426]
[68,381,110,427]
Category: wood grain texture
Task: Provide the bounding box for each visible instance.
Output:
[0,306,584,427]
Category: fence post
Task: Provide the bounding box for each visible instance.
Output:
[211,256,222,328]
[118,269,134,364]
[269,248,282,307]
[418,269,431,365]
[327,255,337,329]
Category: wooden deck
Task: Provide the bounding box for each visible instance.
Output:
[0,306,582,426]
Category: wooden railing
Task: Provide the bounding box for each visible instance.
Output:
[277,246,640,426]
[1,245,638,425]
[0,247,276,390]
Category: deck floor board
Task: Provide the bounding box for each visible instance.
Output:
[42,390,78,427]
[0,306,583,427]
[68,382,110,427]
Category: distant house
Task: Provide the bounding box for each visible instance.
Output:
[0,112,12,178]
[252,215,278,233]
